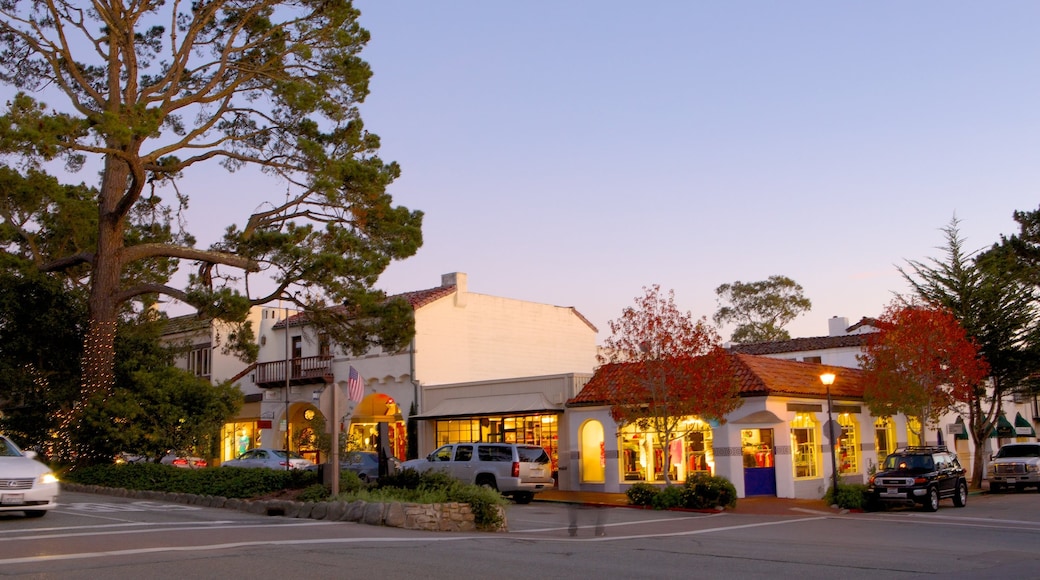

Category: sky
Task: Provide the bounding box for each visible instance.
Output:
[321,1,1037,342]
[21,2,1035,343]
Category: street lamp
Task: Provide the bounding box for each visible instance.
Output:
[819,372,840,497]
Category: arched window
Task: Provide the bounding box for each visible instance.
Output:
[580,420,605,483]
[790,412,819,479]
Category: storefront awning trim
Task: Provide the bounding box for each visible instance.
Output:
[413,393,561,420]
[731,410,784,425]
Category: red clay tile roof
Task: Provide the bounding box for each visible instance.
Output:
[568,353,863,407]
[275,284,457,329]
[728,333,871,355]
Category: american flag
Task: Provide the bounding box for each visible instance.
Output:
[347,366,363,402]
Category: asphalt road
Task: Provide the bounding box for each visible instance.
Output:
[2,490,1039,579]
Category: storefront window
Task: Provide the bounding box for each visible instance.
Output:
[617,418,713,483]
[434,414,560,473]
[221,421,259,462]
[836,414,859,473]
[790,412,818,479]
[875,417,895,464]
[907,416,923,446]
[741,428,774,469]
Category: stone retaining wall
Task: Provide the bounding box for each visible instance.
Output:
[61,483,507,532]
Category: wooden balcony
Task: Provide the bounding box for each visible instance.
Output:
[254,355,334,389]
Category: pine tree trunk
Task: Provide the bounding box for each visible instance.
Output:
[77,155,131,443]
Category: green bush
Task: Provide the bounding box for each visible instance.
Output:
[682,474,737,509]
[824,483,869,510]
[370,468,507,529]
[651,485,684,509]
[626,482,658,506]
[297,484,331,503]
[64,463,319,499]
[625,475,738,510]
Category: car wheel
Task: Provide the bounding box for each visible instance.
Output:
[952,481,967,507]
[513,492,534,504]
[23,510,47,518]
[990,482,1003,494]
[357,473,368,482]
[923,487,939,512]
[475,475,498,491]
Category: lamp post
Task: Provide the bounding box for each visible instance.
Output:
[819,372,840,496]
[285,305,291,471]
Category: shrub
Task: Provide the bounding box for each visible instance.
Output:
[824,483,869,510]
[626,482,658,506]
[682,473,737,509]
[63,463,320,499]
[297,484,331,503]
[651,485,684,509]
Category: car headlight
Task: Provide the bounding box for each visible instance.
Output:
[40,473,59,485]
[986,465,995,475]
[1027,464,1039,473]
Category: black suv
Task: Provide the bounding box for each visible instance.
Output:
[867,446,968,511]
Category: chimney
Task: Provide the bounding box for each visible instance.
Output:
[442,272,468,307]
[828,316,849,337]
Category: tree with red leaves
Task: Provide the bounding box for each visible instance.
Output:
[600,285,742,485]
[859,302,990,452]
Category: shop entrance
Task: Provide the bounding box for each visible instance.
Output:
[741,428,776,496]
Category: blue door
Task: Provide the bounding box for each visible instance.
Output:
[742,428,777,496]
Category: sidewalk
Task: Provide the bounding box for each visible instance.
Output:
[535,489,839,515]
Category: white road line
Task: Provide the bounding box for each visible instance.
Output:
[0,535,481,565]
[0,521,237,535]
[0,520,341,543]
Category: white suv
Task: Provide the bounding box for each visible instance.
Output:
[401,443,553,503]
[986,442,1040,493]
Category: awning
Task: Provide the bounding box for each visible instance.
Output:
[953,416,968,440]
[730,410,784,425]
[1015,412,1036,437]
[413,393,561,420]
[988,414,1015,438]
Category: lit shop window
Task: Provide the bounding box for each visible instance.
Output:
[875,417,895,462]
[906,417,923,447]
[618,418,713,483]
[580,420,605,483]
[836,414,859,473]
[790,412,819,479]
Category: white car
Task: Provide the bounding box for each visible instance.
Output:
[400,443,554,503]
[221,448,314,470]
[0,435,60,518]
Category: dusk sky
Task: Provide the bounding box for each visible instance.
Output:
[66,2,1034,342]
[322,1,1038,342]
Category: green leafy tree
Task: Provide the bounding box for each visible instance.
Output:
[600,285,742,485]
[0,3,423,431]
[76,320,242,462]
[900,217,1040,487]
[0,269,85,450]
[713,275,812,343]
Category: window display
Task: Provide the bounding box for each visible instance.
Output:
[790,413,818,479]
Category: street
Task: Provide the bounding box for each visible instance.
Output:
[1,490,1039,579]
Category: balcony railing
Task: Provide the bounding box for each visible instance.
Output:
[254,355,334,388]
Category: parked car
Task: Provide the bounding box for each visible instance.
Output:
[0,435,60,518]
[304,451,400,482]
[986,442,1040,493]
[221,448,314,470]
[400,442,553,503]
[867,446,968,511]
[160,452,208,469]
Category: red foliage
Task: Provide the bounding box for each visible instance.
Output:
[859,302,989,426]
[600,286,742,429]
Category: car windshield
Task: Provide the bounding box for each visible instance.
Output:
[995,445,1040,458]
[0,437,23,457]
[884,454,934,471]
